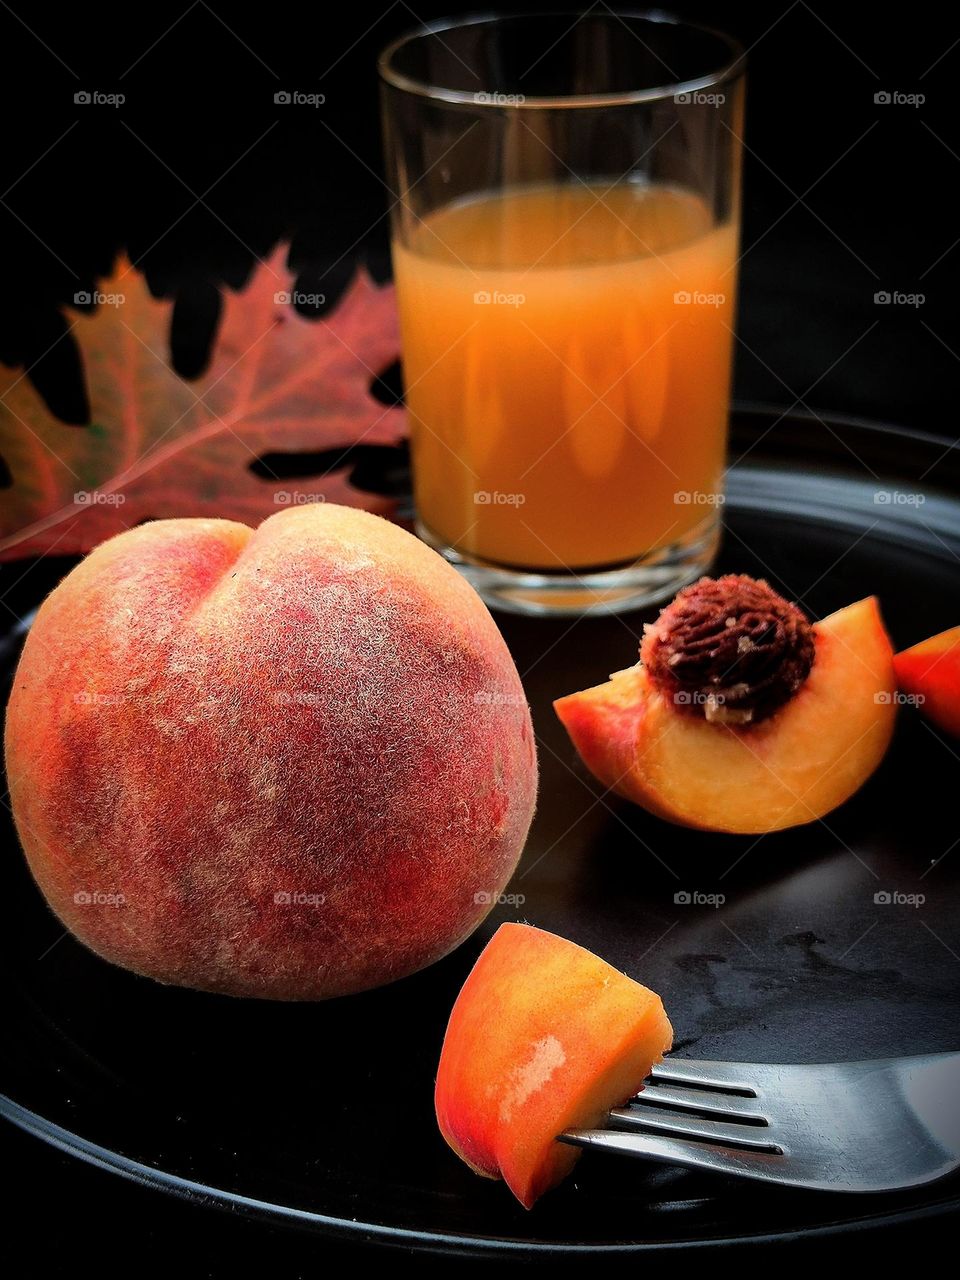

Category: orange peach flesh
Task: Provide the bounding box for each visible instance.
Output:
[435,922,673,1208]
[554,597,896,834]
[894,625,960,738]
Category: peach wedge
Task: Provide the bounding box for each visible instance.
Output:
[894,625,960,737]
[554,597,897,834]
[435,923,672,1208]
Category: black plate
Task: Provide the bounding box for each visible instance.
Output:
[2,408,959,1257]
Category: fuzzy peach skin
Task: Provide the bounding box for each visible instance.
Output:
[555,597,896,834]
[4,505,538,999]
[894,625,960,738]
[435,923,673,1208]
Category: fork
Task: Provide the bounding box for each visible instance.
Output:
[560,1052,960,1192]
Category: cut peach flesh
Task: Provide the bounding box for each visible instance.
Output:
[435,923,672,1208]
[894,625,960,738]
[554,596,897,834]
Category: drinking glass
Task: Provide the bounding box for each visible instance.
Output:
[379,12,744,614]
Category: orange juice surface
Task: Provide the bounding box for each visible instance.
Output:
[393,182,737,570]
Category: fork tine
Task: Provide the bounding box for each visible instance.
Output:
[609,1107,781,1151]
[558,1128,789,1183]
[631,1082,768,1121]
[650,1058,760,1093]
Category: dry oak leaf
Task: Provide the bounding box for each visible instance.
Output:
[0,246,404,560]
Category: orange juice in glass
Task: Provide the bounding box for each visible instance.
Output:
[380,13,744,614]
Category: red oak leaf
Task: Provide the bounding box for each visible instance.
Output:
[0,246,404,560]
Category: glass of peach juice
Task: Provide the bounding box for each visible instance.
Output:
[380,12,744,614]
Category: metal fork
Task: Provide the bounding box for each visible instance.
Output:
[560,1052,960,1192]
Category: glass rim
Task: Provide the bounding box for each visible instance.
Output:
[378,9,746,109]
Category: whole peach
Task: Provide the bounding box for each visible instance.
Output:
[4,505,538,998]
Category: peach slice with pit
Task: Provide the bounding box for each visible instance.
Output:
[894,625,960,738]
[435,922,672,1208]
[554,596,896,834]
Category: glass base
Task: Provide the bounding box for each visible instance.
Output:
[416,514,721,616]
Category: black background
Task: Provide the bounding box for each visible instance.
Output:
[1,1,958,1272]
[0,1,957,429]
